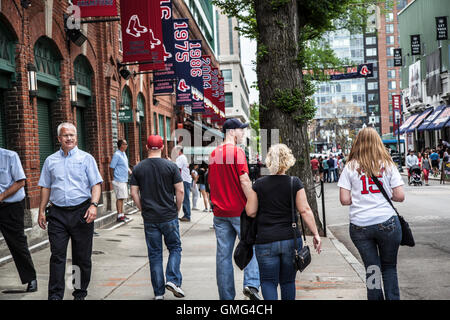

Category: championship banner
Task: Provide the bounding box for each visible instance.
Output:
[218,76,226,124]
[73,0,118,18]
[202,56,215,118]
[394,49,402,67]
[210,67,220,121]
[190,40,204,113]
[120,0,165,65]
[153,0,177,95]
[392,95,402,134]
[436,16,448,41]
[173,19,192,105]
[138,0,165,70]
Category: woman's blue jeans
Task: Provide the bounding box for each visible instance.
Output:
[255,237,302,300]
[350,215,402,300]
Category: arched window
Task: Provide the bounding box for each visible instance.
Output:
[74,55,93,151]
[121,86,132,157]
[0,19,16,148]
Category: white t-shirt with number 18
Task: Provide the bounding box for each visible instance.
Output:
[337,162,404,227]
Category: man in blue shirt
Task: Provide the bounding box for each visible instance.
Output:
[109,139,132,222]
[38,122,103,300]
[0,148,37,292]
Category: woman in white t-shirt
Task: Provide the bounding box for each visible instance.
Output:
[338,128,405,300]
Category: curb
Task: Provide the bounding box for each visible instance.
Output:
[326,227,366,283]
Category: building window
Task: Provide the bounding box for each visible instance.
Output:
[368,104,379,113]
[153,112,158,135]
[159,114,165,139]
[368,93,378,102]
[367,82,378,90]
[389,115,393,122]
[386,35,395,45]
[225,92,233,108]
[387,59,394,67]
[385,12,394,22]
[386,47,394,56]
[228,17,234,55]
[388,80,396,90]
[222,69,232,82]
[389,104,393,112]
[166,117,171,141]
[366,48,377,56]
[397,0,408,10]
[118,29,123,52]
[386,24,394,34]
[388,69,396,78]
[365,37,376,45]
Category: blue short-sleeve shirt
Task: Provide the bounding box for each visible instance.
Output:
[38,146,103,207]
[0,148,26,203]
[109,150,129,183]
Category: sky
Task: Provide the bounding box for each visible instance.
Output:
[240,36,259,105]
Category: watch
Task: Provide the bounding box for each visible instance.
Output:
[91,202,99,208]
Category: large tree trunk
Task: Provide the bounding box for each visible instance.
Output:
[255,0,324,235]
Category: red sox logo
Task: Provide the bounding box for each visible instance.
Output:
[178,79,190,92]
[360,65,370,76]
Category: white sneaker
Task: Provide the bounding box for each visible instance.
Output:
[165,281,185,298]
[154,295,164,300]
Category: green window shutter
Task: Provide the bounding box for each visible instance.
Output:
[166,117,171,141]
[37,99,54,169]
[158,114,164,139]
[0,90,5,148]
[76,107,87,151]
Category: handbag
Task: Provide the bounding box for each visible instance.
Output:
[290,177,311,272]
[371,175,415,247]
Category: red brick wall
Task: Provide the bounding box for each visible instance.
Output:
[0,0,217,211]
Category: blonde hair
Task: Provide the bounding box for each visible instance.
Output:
[265,144,296,174]
[348,127,395,177]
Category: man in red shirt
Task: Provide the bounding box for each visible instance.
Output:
[208,118,261,300]
[310,156,320,183]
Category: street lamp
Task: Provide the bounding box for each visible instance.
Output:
[69,79,78,106]
[27,63,38,97]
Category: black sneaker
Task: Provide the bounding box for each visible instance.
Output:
[243,286,261,300]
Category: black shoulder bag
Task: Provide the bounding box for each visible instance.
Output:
[290,177,311,272]
[371,176,415,247]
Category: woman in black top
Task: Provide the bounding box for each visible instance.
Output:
[197,163,210,212]
[246,144,321,300]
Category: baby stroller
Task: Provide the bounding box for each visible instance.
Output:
[409,165,423,186]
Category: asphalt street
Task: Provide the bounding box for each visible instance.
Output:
[323,176,450,300]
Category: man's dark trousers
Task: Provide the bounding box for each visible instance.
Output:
[47,202,94,300]
[0,200,36,284]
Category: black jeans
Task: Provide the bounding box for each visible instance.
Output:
[0,200,36,284]
[47,202,94,300]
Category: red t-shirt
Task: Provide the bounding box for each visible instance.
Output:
[310,158,319,170]
[208,144,249,217]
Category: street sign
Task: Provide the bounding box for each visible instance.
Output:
[118,109,133,123]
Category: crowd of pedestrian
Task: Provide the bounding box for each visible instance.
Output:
[406,142,449,185]
[2,118,420,302]
[311,153,346,183]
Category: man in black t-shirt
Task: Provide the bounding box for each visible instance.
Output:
[130,135,185,300]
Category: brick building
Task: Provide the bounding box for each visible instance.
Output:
[0,0,220,249]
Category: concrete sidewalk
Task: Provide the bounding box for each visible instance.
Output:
[0,201,366,300]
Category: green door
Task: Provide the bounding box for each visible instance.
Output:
[0,90,5,148]
[76,95,88,151]
[76,107,86,151]
[37,98,54,169]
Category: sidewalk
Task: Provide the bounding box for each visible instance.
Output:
[0,199,366,300]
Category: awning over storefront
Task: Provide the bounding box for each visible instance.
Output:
[406,108,433,133]
[418,105,446,131]
[427,105,450,130]
[397,113,420,135]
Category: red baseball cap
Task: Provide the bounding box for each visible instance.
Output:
[147,135,163,150]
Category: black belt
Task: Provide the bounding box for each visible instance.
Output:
[51,199,91,211]
[0,201,16,209]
